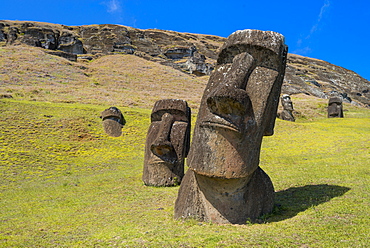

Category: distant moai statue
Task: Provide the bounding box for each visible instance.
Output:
[143,99,191,186]
[100,107,126,137]
[279,94,295,122]
[328,96,344,118]
[174,30,288,224]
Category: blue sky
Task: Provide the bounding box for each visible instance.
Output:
[1,0,369,80]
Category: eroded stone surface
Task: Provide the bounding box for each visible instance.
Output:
[100,107,125,137]
[143,99,191,186]
[174,29,288,224]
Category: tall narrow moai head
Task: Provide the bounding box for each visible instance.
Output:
[143,99,191,186]
[100,107,125,137]
[328,96,344,118]
[187,29,288,179]
[175,30,288,224]
[280,94,295,122]
[281,94,294,111]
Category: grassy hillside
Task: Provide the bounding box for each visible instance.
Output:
[1,45,370,247]
[0,45,208,110]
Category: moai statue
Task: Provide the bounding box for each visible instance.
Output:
[174,30,288,224]
[328,96,344,118]
[280,94,295,122]
[100,107,126,137]
[143,99,191,186]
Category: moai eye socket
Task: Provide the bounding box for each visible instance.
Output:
[206,89,253,133]
[151,109,188,122]
[207,95,247,117]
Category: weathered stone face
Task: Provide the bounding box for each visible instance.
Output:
[143,99,191,186]
[279,94,295,122]
[328,96,344,118]
[175,29,288,224]
[100,107,125,137]
[188,30,288,179]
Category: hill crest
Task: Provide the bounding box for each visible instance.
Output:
[1,20,369,107]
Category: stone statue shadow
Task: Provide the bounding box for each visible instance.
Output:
[265,184,350,223]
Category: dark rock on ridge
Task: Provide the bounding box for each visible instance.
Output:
[1,20,369,107]
[43,50,77,62]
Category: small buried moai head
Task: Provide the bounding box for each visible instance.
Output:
[143,99,191,186]
[328,96,344,118]
[100,107,126,137]
[187,30,288,179]
[281,94,294,111]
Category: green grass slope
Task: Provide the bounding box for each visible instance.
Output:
[1,45,370,247]
[1,99,369,247]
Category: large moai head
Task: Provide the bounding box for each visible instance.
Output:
[187,30,288,179]
[280,94,295,122]
[175,30,288,224]
[328,96,344,118]
[143,99,191,186]
[100,107,126,137]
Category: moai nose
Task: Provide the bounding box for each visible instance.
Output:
[150,113,175,157]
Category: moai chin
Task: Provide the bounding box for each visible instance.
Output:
[100,107,126,137]
[328,96,344,118]
[174,30,288,224]
[280,94,295,122]
[143,99,191,186]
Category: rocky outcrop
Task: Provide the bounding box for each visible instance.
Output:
[1,20,369,107]
[0,21,222,75]
[0,21,84,55]
[284,54,370,107]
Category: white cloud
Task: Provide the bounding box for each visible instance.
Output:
[105,0,121,13]
[293,46,312,55]
[295,0,331,54]
[318,0,331,22]
[309,0,330,36]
